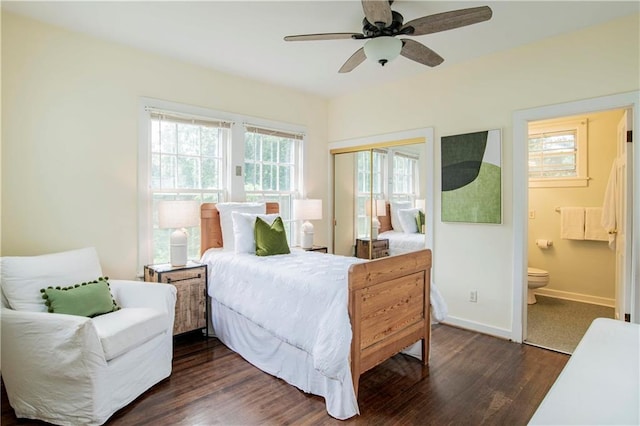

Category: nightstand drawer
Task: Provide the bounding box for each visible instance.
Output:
[371,240,389,250]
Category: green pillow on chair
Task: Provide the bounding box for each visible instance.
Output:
[40,276,120,317]
[255,216,291,256]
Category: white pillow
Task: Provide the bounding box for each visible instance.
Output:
[397,208,420,234]
[390,201,411,232]
[215,202,265,251]
[232,212,279,254]
[1,247,103,312]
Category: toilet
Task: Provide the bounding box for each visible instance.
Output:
[527,267,550,304]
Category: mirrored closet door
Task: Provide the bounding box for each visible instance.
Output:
[331,138,428,259]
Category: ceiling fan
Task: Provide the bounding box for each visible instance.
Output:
[284,0,492,73]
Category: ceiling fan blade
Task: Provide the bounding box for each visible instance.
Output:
[339,48,366,73]
[361,0,393,27]
[400,39,444,67]
[284,33,363,42]
[402,6,493,36]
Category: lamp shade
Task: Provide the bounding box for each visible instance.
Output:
[293,199,322,221]
[364,36,402,66]
[366,199,387,217]
[158,200,200,229]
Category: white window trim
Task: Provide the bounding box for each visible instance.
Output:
[528,117,589,188]
[138,97,306,272]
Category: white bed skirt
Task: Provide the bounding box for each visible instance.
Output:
[211,299,359,420]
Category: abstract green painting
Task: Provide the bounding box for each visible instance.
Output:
[441,129,501,223]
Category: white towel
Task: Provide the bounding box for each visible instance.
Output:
[560,207,585,240]
[585,207,608,241]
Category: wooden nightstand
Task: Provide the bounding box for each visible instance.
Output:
[302,245,328,253]
[355,238,389,259]
[144,261,208,336]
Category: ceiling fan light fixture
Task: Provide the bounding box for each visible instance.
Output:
[364,36,402,66]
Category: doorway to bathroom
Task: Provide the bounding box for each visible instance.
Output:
[512,91,638,354]
[524,110,624,353]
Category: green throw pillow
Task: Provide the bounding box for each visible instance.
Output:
[40,276,120,317]
[416,210,426,234]
[255,216,291,256]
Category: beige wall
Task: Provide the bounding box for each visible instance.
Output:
[328,14,640,334]
[1,12,329,279]
[528,110,621,304]
[2,10,639,337]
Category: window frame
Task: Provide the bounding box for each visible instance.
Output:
[528,118,589,188]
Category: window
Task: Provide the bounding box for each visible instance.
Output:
[147,110,230,264]
[528,118,588,187]
[391,151,419,202]
[139,99,306,269]
[244,125,303,242]
[356,150,386,237]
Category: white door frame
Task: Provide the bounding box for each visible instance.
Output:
[511,91,640,343]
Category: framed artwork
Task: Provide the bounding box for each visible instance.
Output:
[441,129,501,224]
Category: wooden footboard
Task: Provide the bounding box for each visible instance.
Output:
[348,249,431,396]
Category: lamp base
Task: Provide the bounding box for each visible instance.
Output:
[301,232,314,250]
[170,229,188,266]
[300,221,314,249]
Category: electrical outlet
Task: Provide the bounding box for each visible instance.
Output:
[469,290,478,303]
[529,210,536,219]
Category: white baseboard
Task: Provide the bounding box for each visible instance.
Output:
[440,316,512,340]
[534,288,615,307]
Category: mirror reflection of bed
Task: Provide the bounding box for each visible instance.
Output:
[332,141,427,258]
[378,201,427,256]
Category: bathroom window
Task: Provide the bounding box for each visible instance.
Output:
[528,118,589,188]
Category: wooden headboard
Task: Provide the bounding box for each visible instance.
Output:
[200,202,280,255]
[378,202,393,233]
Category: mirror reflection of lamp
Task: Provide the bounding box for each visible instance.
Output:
[366,199,387,240]
[293,199,322,249]
[158,200,200,266]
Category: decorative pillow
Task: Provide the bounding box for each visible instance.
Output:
[390,201,412,232]
[232,212,280,254]
[40,276,120,317]
[416,210,426,234]
[254,216,290,256]
[398,208,420,234]
[1,247,103,312]
[215,202,265,252]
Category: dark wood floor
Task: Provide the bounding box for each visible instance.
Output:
[2,324,568,425]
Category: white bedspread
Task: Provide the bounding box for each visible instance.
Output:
[202,249,364,379]
[379,230,426,255]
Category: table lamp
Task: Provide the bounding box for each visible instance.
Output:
[158,200,200,266]
[293,199,322,249]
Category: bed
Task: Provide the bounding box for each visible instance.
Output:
[377,202,427,255]
[529,318,639,425]
[200,202,432,419]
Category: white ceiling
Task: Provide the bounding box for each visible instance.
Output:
[3,1,639,98]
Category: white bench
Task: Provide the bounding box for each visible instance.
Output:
[529,318,639,425]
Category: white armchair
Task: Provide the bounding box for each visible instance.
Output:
[0,247,177,426]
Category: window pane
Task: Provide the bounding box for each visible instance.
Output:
[160,122,177,154]
[202,158,219,189]
[160,155,176,188]
[177,123,200,156]
[177,156,200,189]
